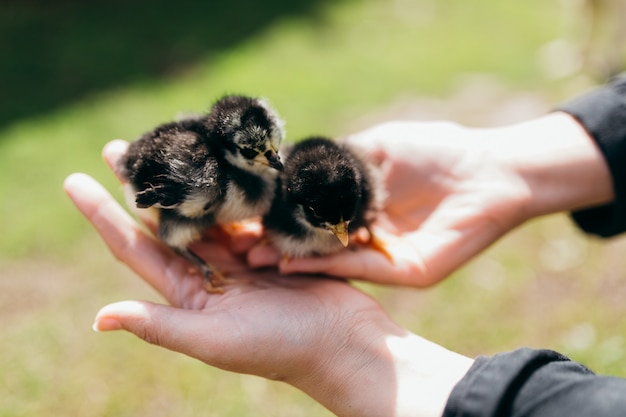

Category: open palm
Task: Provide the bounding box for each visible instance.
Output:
[248,121,529,287]
[65,161,391,385]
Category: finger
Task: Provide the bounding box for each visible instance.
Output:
[277,249,396,283]
[227,223,265,254]
[102,140,160,234]
[407,221,507,285]
[64,173,182,299]
[247,243,282,268]
[102,139,129,179]
[277,231,436,287]
[93,300,227,363]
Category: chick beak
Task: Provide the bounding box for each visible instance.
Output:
[264,149,283,171]
[327,219,350,247]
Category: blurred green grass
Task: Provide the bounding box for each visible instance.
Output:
[0,0,569,258]
[3,0,626,416]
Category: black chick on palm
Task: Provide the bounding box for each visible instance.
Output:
[119,95,285,292]
[263,136,382,259]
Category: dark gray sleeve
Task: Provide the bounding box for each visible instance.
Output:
[443,348,626,417]
[557,74,626,237]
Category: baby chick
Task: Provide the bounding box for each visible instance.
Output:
[119,95,285,292]
[263,136,382,258]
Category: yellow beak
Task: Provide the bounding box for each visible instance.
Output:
[327,219,350,247]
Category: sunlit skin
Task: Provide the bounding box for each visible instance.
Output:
[64,141,472,417]
[64,109,614,417]
[248,113,613,287]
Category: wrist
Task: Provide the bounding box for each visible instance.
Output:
[481,112,614,220]
[290,314,473,417]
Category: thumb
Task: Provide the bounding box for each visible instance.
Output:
[93,300,206,353]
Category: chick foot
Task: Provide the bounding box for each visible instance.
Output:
[364,227,394,261]
[175,247,228,293]
[197,261,252,292]
[199,264,227,294]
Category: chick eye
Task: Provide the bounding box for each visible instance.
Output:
[239,147,258,160]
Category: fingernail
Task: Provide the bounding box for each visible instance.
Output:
[93,317,122,332]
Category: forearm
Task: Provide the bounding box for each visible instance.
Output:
[290,318,473,417]
[480,112,614,220]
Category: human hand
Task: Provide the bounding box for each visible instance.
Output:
[249,120,528,287]
[248,114,612,287]
[65,141,381,380]
[64,141,473,417]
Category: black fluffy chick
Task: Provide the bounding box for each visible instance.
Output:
[119,95,285,292]
[263,136,382,258]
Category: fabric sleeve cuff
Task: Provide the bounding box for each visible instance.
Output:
[442,348,574,417]
[557,75,626,237]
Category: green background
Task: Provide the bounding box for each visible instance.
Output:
[2,0,626,415]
